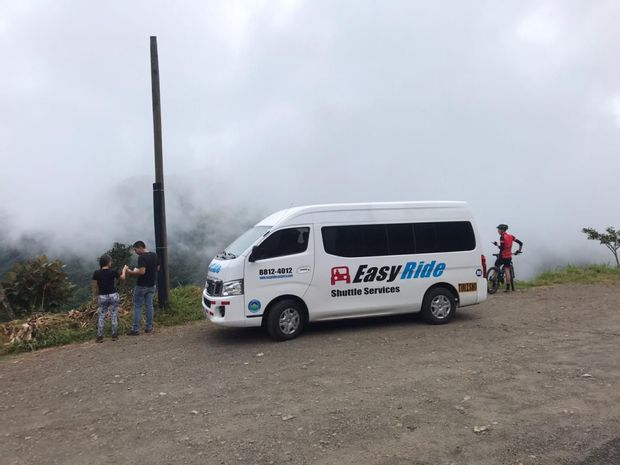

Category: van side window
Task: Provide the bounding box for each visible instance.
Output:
[322,225,388,257]
[414,222,475,253]
[387,223,416,255]
[254,227,310,260]
[414,223,437,254]
[322,221,475,257]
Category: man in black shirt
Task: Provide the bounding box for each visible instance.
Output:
[124,241,159,335]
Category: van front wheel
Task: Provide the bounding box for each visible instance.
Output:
[266,300,305,341]
[421,287,456,324]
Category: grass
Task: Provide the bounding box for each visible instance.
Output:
[519,264,620,289]
[154,286,205,326]
[0,286,204,356]
[3,265,619,355]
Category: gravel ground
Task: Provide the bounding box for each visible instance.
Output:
[2,283,620,465]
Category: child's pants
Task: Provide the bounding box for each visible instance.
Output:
[97,293,120,337]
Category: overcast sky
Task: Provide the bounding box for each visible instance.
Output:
[1,0,619,277]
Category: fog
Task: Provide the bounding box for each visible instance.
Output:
[1,0,619,279]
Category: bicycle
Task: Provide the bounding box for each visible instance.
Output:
[486,250,521,294]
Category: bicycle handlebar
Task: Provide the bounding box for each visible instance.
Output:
[490,242,523,256]
[492,252,523,258]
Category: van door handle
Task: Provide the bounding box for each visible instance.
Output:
[297,266,311,273]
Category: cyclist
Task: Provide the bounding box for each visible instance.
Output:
[493,224,523,292]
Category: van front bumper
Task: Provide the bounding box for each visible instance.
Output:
[202,290,253,327]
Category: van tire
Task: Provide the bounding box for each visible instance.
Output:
[421,287,456,324]
[266,300,305,341]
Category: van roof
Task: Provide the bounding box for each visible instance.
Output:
[256,201,470,227]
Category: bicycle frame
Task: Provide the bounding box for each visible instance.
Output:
[487,251,519,294]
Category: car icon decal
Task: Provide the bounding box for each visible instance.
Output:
[331,266,351,285]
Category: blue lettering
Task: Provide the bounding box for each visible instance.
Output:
[433,263,446,277]
[414,261,425,278]
[420,260,436,278]
[401,262,416,279]
[209,263,222,273]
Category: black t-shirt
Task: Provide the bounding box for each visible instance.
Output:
[137,252,159,287]
[92,269,120,295]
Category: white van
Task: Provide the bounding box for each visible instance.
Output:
[202,202,487,340]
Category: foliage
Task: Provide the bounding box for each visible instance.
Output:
[582,226,620,267]
[1,285,204,355]
[1,256,74,317]
[104,242,133,271]
[154,286,204,326]
[521,264,620,288]
[0,283,15,322]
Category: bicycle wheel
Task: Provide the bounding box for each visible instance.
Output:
[487,267,500,294]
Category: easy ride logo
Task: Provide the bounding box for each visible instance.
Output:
[209,263,222,273]
[329,261,446,298]
[331,266,351,285]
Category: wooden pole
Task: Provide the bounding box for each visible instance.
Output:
[150,36,170,309]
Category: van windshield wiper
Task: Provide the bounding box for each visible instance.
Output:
[217,250,237,259]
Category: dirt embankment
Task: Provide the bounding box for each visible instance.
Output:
[2,284,620,465]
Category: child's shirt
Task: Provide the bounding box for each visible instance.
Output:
[92,269,120,295]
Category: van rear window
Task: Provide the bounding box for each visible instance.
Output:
[321,222,475,257]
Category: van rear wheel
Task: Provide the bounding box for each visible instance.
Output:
[421,287,456,324]
[266,300,305,341]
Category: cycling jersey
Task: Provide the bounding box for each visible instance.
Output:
[500,232,516,259]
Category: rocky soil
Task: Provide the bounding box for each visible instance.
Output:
[2,284,620,465]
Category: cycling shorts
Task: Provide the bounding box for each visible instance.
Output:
[495,257,512,267]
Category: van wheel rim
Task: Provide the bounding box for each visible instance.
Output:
[430,295,451,319]
[279,308,300,335]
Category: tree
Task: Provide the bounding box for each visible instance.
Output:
[0,283,15,322]
[582,226,620,267]
[1,256,75,316]
[103,242,133,271]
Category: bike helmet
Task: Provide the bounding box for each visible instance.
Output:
[496,224,509,231]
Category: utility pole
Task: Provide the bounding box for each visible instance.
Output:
[150,36,170,309]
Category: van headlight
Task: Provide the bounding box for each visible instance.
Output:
[222,279,244,296]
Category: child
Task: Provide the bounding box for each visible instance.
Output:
[92,254,126,342]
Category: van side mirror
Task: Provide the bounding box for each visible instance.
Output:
[248,245,259,263]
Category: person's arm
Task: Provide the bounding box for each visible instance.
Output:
[125,256,146,276]
[92,280,98,299]
[514,238,524,254]
[126,266,146,276]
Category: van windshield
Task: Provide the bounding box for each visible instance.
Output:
[221,226,271,258]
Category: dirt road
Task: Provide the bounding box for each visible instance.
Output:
[2,284,620,465]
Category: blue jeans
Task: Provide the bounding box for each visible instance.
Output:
[97,293,119,337]
[132,286,156,332]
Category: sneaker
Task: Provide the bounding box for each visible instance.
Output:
[127,330,140,336]
[145,328,154,334]
[112,333,118,341]
[96,336,104,343]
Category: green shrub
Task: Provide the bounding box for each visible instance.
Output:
[103,242,133,272]
[1,256,74,317]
